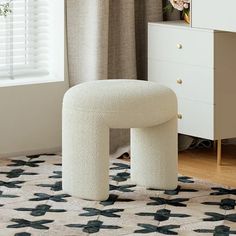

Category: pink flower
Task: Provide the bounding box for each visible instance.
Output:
[169,0,190,11]
[183,3,189,9]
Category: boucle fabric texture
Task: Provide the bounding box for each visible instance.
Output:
[62,80,178,200]
[63,80,177,125]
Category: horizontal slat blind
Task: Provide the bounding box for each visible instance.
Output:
[0,0,49,79]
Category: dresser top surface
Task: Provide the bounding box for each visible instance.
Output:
[149,20,215,33]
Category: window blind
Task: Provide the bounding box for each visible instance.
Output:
[0,0,49,79]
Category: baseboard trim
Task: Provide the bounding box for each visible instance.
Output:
[0,147,62,158]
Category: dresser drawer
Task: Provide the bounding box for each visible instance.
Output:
[148,23,214,67]
[178,99,214,139]
[148,59,214,104]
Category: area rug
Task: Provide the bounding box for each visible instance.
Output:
[0,154,236,236]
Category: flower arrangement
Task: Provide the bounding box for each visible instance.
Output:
[164,0,191,24]
[0,0,12,17]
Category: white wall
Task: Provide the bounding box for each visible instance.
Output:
[0,80,68,157]
[0,0,69,157]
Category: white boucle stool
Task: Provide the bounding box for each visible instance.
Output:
[62,79,178,201]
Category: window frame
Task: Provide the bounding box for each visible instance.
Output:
[0,0,64,87]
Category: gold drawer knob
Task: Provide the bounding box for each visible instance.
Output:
[177,43,182,49]
[177,79,183,84]
[178,114,183,119]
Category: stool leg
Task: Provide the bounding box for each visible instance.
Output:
[130,117,178,190]
[62,109,109,201]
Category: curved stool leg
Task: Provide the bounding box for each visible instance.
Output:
[62,108,109,201]
[130,117,178,190]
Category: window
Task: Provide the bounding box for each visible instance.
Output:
[0,0,64,84]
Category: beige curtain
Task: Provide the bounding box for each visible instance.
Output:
[66,0,164,153]
[66,0,163,85]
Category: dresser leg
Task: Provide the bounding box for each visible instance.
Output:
[213,140,217,150]
[217,139,222,166]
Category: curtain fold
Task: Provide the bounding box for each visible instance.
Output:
[108,0,137,80]
[67,0,109,85]
[107,0,163,80]
[67,0,163,84]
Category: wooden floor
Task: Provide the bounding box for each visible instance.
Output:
[178,144,236,187]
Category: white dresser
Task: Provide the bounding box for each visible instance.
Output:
[148,21,236,164]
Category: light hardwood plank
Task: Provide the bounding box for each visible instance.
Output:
[178,144,236,187]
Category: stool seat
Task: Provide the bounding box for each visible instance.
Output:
[62,79,178,201]
[63,79,177,128]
